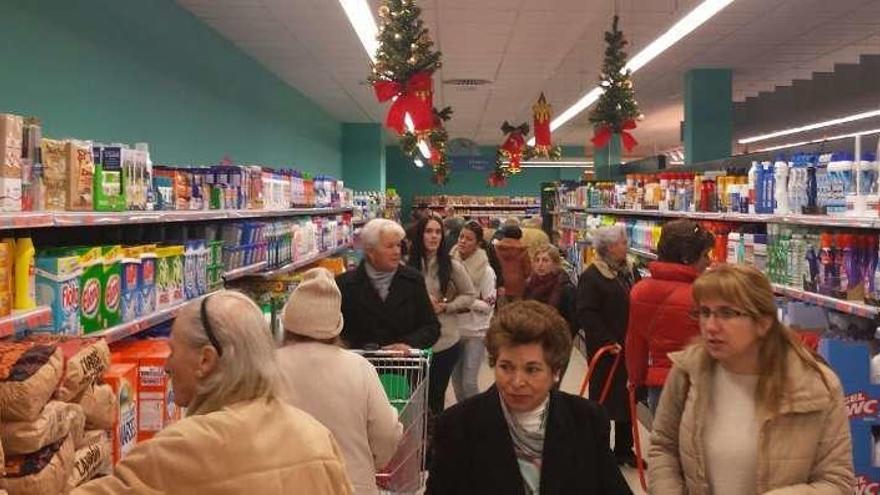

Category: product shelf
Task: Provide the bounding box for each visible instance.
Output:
[0,306,53,338]
[582,207,880,229]
[628,247,658,260]
[428,204,539,209]
[770,283,880,320]
[222,261,269,282]
[89,294,214,344]
[253,244,351,279]
[353,218,369,227]
[5,207,353,229]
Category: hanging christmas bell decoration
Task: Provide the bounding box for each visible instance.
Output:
[372,71,434,135]
[532,93,553,156]
[498,121,529,174]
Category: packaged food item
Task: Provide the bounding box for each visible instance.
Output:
[67,435,111,489]
[66,140,95,211]
[75,247,104,334]
[39,337,110,402]
[76,383,116,431]
[1,435,73,495]
[0,401,82,455]
[0,113,23,212]
[156,245,184,308]
[35,251,81,335]
[12,237,35,311]
[93,144,125,212]
[0,341,63,422]
[39,138,68,211]
[120,250,140,322]
[101,363,137,464]
[100,245,123,329]
[112,340,180,441]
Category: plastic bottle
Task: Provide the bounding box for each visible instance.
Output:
[774,157,789,214]
[748,162,758,214]
[13,237,35,310]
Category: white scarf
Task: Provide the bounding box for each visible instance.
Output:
[450,246,489,287]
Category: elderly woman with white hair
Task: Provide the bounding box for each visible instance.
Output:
[576,224,642,467]
[74,290,353,494]
[337,218,440,351]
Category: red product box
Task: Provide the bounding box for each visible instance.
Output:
[102,362,138,465]
[112,339,181,442]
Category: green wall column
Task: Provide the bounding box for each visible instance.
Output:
[342,123,385,191]
[593,134,621,180]
[684,69,732,165]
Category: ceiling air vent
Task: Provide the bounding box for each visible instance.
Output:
[443,78,492,87]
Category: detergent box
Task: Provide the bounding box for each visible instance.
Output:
[100,245,123,329]
[102,362,138,464]
[112,340,181,442]
[75,247,104,334]
[35,251,82,335]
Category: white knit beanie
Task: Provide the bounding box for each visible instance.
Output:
[282,267,344,339]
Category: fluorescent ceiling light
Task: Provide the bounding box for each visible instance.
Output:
[529,0,734,145]
[754,127,880,152]
[417,140,432,158]
[739,108,880,144]
[337,0,378,62]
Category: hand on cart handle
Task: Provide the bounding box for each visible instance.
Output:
[579,343,623,401]
[382,343,414,353]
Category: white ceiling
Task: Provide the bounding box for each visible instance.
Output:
[177,0,880,158]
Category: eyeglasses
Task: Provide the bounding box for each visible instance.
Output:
[688,306,751,322]
[200,296,223,356]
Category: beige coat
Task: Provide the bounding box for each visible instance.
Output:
[649,344,853,495]
[277,343,403,495]
[73,397,353,495]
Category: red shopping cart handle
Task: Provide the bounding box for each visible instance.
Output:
[579,343,622,403]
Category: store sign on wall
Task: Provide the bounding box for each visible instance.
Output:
[448,138,493,171]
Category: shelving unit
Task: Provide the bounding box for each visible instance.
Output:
[89,294,214,344]
[771,284,880,320]
[0,306,53,338]
[629,247,658,260]
[223,261,269,282]
[29,206,353,228]
[253,243,352,279]
[579,207,880,229]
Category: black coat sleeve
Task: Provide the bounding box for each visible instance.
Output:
[576,270,616,351]
[401,276,441,349]
[559,281,579,338]
[425,410,462,494]
[589,402,634,495]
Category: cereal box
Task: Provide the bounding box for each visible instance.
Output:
[94,145,125,212]
[102,363,138,464]
[112,340,180,442]
[67,141,95,211]
[100,246,123,329]
[35,252,81,335]
[40,138,68,211]
[76,247,104,334]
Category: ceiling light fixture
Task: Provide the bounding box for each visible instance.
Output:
[528,0,735,145]
[337,0,379,62]
[739,109,880,144]
[414,158,425,168]
[754,127,880,152]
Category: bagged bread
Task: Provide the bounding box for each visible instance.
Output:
[1,401,85,455]
[77,383,116,430]
[67,435,111,490]
[50,338,110,402]
[2,435,73,495]
[0,341,63,421]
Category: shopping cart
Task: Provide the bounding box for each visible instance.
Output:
[579,344,648,491]
[353,349,431,494]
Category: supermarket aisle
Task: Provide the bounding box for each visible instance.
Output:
[447,347,649,494]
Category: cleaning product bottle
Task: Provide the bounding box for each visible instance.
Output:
[774,156,789,214]
[748,162,758,214]
[13,237,35,310]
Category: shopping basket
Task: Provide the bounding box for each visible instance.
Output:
[352,349,431,494]
[579,344,647,491]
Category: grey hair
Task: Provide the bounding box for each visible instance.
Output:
[174,290,280,416]
[502,217,520,228]
[593,224,627,257]
[361,218,406,250]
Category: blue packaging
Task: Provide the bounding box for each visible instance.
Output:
[35,253,82,335]
[120,254,140,322]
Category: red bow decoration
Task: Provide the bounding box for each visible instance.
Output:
[487,171,508,188]
[591,119,638,152]
[533,93,552,153]
[373,71,434,135]
[430,147,442,166]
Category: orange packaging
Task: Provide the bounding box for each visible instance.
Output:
[102,362,138,464]
[112,339,181,441]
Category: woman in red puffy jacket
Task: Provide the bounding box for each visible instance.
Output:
[625,219,715,413]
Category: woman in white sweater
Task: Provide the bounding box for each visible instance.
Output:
[276,268,403,495]
[450,221,496,401]
[407,215,476,416]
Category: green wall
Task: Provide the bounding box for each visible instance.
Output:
[0,0,342,176]
[387,145,589,218]
[684,69,732,165]
[342,124,385,191]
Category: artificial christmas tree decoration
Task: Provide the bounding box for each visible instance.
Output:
[589,15,640,152]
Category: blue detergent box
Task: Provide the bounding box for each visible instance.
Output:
[35,252,82,335]
[120,249,141,322]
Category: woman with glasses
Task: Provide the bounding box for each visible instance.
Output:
[649,264,853,494]
[75,291,353,494]
[625,218,715,414]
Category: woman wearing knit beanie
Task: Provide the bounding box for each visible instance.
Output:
[276,268,403,495]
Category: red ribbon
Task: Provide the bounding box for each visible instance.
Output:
[430,147,441,166]
[373,72,434,134]
[591,119,638,151]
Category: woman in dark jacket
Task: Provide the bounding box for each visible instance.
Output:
[427,300,631,495]
[524,243,577,336]
[577,224,640,467]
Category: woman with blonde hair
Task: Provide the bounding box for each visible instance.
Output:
[523,243,577,337]
[75,290,352,494]
[650,264,854,494]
